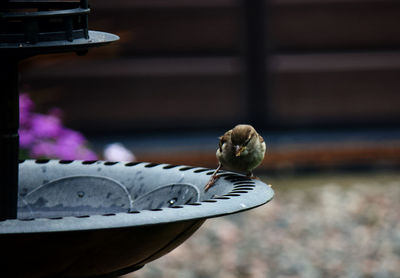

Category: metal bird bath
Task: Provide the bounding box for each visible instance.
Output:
[2,160,273,277]
[0,1,274,277]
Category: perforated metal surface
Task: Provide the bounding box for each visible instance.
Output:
[1,159,273,233]
[0,160,274,277]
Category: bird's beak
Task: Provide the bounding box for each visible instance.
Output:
[235,145,246,157]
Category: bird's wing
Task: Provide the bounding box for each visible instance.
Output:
[219,129,232,151]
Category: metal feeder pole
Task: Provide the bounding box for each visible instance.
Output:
[0,57,19,220]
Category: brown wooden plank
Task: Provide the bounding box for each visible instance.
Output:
[269,52,400,127]
[20,52,400,131]
[269,0,400,50]
[83,0,400,56]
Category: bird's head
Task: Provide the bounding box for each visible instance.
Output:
[230,124,257,157]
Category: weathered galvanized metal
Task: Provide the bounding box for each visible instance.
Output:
[0,160,274,277]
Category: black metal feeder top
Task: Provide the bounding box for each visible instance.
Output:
[0,0,119,56]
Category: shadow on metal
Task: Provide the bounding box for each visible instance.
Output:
[1,160,274,277]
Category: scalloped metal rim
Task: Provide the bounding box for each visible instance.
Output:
[0,160,274,234]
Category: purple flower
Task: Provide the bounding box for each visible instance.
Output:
[19,128,35,148]
[54,129,91,160]
[31,141,56,158]
[19,93,34,127]
[19,93,34,114]
[27,129,97,160]
[19,93,98,160]
[30,113,62,139]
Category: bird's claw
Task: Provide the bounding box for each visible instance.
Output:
[204,175,221,192]
[204,163,223,192]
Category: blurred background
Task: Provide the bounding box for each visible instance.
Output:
[18,0,400,171]
[18,0,400,277]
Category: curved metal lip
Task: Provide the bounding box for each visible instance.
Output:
[0,160,274,234]
[0,30,119,53]
[2,7,90,19]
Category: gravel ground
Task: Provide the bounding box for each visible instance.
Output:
[124,172,400,278]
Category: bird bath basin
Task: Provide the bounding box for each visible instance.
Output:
[0,160,274,277]
[0,1,274,276]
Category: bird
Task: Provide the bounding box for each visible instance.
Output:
[204,124,266,191]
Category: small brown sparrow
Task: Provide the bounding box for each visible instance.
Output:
[204,124,266,191]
